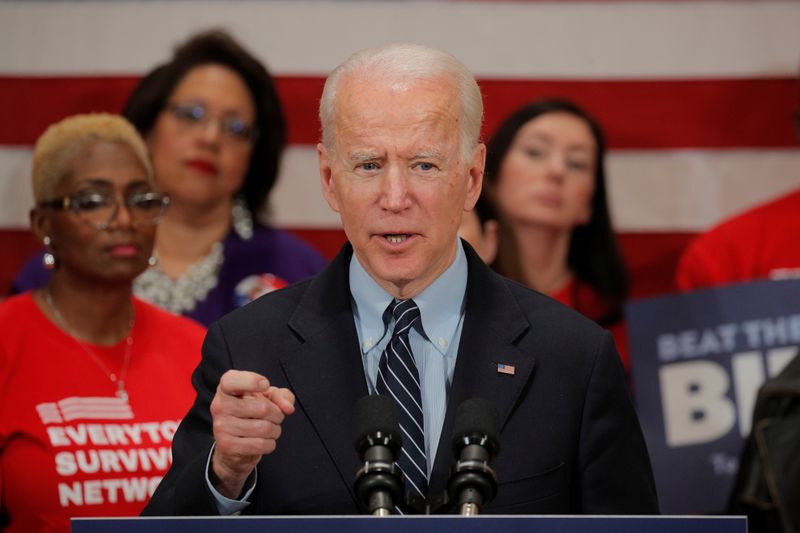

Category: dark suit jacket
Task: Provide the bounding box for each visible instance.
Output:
[144,242,659,515]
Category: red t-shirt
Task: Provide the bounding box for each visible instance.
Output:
[675,189,800,291]
[551,280,630,371]
[0,293,205,533]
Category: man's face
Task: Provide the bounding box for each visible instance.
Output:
[319,75,484,299]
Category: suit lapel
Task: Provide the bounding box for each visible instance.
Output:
[276,243,537,507]
[279,245,368,506]
[428,245,537,497]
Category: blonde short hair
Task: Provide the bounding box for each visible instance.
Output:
[32,113,153,203]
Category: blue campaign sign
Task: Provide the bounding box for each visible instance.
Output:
[72,515,746,533]
[627,278,800,514]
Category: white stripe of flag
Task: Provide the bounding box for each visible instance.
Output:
[57,396,133,421]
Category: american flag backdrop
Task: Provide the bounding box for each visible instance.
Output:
[1,0,799,297]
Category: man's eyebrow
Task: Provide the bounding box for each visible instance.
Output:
[347,151,383,162]
[410,150,445,160]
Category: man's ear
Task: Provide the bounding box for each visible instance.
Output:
[464,142,486,211]
[318,143,340,213]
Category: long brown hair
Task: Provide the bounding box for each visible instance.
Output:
[484,99,629,324]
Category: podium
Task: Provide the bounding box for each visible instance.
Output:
[72,515,746,532]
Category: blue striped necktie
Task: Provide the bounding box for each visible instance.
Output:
[375,298,428,500]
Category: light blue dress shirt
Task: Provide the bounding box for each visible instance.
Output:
[208,240,468,512]
[349,241,467,475]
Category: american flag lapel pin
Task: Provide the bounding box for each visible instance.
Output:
[496,362,516,376]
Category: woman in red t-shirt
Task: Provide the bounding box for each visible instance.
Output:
[482,99,631,370]
[0,114,205,533]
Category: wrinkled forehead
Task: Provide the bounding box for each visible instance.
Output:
[332,75,463,154]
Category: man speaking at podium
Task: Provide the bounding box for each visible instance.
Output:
[144,43,659,516]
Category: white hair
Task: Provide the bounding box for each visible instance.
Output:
[319,43,483,158]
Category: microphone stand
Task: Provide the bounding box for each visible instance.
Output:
[448,438,498,515]
[352,395,405,516]
[354,437,404,516]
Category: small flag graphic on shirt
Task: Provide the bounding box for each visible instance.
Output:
[36,396,133,424]
[497,363,516,375]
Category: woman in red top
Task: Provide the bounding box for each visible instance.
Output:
[482,99,631,369]
[0,114,205,532]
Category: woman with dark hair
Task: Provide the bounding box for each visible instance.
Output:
[483,99,631,367]
[10,30,326,326]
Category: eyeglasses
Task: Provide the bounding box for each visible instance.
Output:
[166,102,258,144]
[39,192,170,230]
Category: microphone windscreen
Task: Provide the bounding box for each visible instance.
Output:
[452,398,500,445]
[353,394,399,448]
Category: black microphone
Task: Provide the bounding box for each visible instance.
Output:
[447,398,500,515]
[353,395,404,516]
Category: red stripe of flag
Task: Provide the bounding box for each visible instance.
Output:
[2,76,795,148]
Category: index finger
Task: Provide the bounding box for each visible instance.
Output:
[267,386,296,416]
[218,370,270,397]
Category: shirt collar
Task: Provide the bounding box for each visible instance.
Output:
[349,240,468,356]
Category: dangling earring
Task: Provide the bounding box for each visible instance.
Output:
[232,196,253,241]
[147,255,158,268]
[42,236,56,270]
